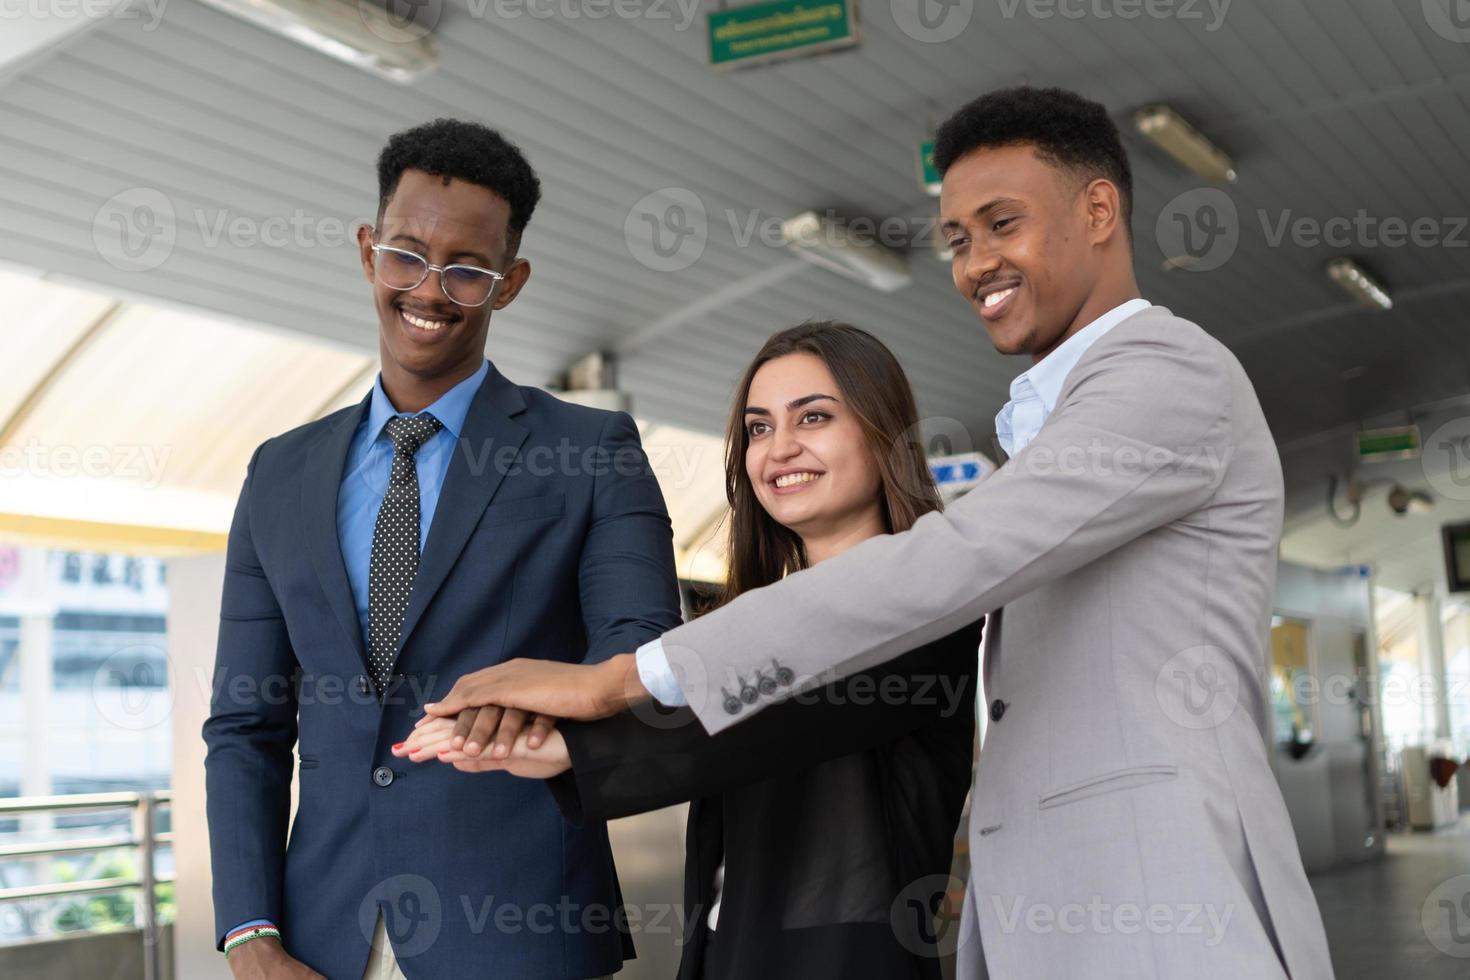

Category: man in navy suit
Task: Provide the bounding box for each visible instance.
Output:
[203,119,682,979]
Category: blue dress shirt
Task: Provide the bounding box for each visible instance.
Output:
[336,358,489,645]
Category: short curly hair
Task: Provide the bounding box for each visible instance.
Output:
[376,118,542,254]
[933,87,1132,232]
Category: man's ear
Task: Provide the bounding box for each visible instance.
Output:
[355,223,377,283]
[492,256,531,310]
[1084,178,1124,245]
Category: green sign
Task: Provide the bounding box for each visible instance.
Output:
[709,0,860,70]
[919,139,940,195]
[1355,425,1421,462]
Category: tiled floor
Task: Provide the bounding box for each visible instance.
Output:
[612,808,1470,978]
[1311,818,1470,979]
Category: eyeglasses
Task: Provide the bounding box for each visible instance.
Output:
[370,243,505,307]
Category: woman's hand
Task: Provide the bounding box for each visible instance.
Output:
[392,714,461,763]
[393,715,571,779]
[441,727,572,779]
[406,704,557,760]
[393,717,576,775]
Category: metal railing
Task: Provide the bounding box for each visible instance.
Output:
[0,791,172,980]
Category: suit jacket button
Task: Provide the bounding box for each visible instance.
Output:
[989,698,1007,722]
[372,766,394,787]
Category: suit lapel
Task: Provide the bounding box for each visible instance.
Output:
[302,391,373,671]
[393,364,529,662]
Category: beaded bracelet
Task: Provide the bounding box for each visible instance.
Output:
[224,925,281,958]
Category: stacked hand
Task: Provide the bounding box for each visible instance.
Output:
[392,712,572,778]
[391,652,651,778]
[426,653,647,722]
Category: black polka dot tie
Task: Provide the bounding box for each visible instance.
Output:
[367,413,443,697]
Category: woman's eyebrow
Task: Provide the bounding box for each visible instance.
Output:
[744,393,838,415]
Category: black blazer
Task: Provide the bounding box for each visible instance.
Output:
[549,619,983,980]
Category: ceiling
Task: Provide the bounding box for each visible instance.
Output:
[0,264,373,548]
[1281,400,1470,594]
[1,0,1468,569]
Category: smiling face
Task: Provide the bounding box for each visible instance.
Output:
[940,143,1121,361]
[355,168,531,391]
[742,352,884,547]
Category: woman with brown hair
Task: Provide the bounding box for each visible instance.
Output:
[398,321,983,979]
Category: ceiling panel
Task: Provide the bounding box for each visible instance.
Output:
[0,0,1465,517]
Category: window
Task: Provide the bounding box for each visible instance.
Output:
[1269,616,1316,751]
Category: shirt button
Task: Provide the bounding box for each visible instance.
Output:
[723,696,742,716]
[989,698,1008,723]
[372,766,394,787]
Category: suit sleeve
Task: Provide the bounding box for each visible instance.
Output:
[577,411,683,663]
[663,320,1236,734]
[201,443,299,948]
[549,624,980,824]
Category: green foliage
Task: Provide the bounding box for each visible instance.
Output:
[50,851,173,934]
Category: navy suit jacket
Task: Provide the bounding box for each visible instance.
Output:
[202,362,683,978]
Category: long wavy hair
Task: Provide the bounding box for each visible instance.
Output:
[716,321,942,608]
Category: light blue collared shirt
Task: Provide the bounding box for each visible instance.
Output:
[994,298,1152,456]
[337,358,490,644]
[635,635,690,708]
[635,299,1154,707]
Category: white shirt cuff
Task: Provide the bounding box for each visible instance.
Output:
[635,638,688,707]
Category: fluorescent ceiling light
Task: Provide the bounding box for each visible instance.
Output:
[195,0,438,83]
[1134,104,1237,183]
[780,212,912,293]
[1326,257,1392,311]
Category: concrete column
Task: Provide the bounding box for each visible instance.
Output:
[1419,593,1452,742]
[15,546,55,840]
[166,552,231,980]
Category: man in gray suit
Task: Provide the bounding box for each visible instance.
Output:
[423,87,1334,979]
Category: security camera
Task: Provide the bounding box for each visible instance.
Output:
[1387,485,1434,515]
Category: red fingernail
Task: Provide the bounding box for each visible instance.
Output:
[392,742,404,751]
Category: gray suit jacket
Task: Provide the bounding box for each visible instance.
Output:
[659,307,1333,978]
